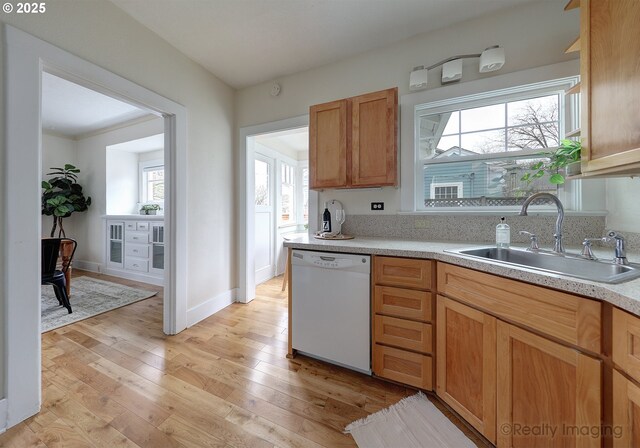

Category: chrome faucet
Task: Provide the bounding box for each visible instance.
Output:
[607,231,629,265]
[519,192,565,254]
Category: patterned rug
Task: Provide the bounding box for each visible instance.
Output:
[41,276,158,333]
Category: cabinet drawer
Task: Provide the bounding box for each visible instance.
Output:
[374,256,432,290]
[124,258,149,272]
[136,222,150,231]
[373,344,432,390]
[125,243,149,258]
[613,307,640,383]
[125,231,149,244]
[124,221,137,230]
[374,286,432,322]
[374,315,432,354]
[437,262,602,353]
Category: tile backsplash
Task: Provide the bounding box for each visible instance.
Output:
[341,214,609,247]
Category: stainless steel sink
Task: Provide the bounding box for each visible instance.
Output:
[446,246,640,284]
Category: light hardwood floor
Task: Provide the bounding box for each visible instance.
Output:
[0,272,486,447]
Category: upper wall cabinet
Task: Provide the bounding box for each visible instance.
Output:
[309,87,398,189]
[580,0,640,176]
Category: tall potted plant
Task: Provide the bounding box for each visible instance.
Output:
[42,164,92,237]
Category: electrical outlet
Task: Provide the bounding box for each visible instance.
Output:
[371,202,384,211]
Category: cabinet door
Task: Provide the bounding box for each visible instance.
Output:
[612,307,640,384]
[581,0,640,175]
[309,99,347,189]
[107,221,124,267]
[497,321,601,448]
[150,223,164,273]
[436,296,497,443]
[351,88,397,187]
[613,369,640,447]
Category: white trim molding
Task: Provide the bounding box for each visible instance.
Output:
[0,399,7,434]
[238,115,316,304]
[3,25,188,429]
[187,289,238,327]
[73,260,103,273]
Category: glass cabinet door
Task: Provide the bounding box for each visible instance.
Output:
[151,223,164,271]
[108,222,124,266]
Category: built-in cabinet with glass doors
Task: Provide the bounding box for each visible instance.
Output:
[105,217,164,286]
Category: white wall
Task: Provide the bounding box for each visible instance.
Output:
[1,0,235,405]
[41,133,81,238]
[106,149,139,215]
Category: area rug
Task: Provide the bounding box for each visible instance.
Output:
[41,276,158,333]
[345,392,477,448]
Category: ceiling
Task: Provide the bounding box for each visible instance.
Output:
[107,134,165,153]
[41,72,153,137]
[110,0,535,89]
[255,127,308,157]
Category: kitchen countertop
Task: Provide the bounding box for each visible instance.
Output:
[284,235,640,316]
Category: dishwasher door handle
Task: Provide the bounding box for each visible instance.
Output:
[320,256,335,261]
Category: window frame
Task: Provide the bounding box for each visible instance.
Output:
[139,158,165,206]
[399,63,585,213]
[413,78,578,212]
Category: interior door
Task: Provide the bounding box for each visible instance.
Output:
[254,154,275,284]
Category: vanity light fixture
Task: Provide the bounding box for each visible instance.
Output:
[410,45,505,90]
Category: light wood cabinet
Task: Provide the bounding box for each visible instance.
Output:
[309,88,397,189]
[436,296,497,443]
[373,344,432,390]
[438,263,602,353]
[612,369,640,447]
[372,256,434,390]
[436,262,604,447]
[579,0,640,176]
[612,307,640,447]
[497,320,601,448]
[309,99,347,188]
[612,306,640,384]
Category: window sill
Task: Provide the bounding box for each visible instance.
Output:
[398,210,607,217]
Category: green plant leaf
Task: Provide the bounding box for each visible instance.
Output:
[549,173,566,184]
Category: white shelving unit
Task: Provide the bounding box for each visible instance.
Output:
[105,216,165,286]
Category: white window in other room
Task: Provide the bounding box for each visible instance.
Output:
[280,162,296,224]
[414,77,579,210]
[140,160,165,205]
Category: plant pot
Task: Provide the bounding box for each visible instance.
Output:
[565,161,582,177]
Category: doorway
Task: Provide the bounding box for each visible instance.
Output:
[249,127,310,286]
[3,26,187,428]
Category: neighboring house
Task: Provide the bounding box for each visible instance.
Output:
[424,146,555,206]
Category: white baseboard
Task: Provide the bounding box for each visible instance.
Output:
[187,288,237,327]
[103,268,164,286]
[0,398,7,434]
[74,260,102,273]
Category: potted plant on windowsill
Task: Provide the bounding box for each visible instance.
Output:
[521,139,581,185]
[140,204,161,215]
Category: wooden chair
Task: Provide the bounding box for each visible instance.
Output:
[41,238,77,314]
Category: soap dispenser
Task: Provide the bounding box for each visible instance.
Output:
[496,217,510,248]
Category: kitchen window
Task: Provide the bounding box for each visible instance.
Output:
[413,77,579,210]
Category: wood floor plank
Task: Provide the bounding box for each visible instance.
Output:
[2,273,486,447]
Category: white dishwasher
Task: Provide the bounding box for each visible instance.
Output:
[291,249,371,374]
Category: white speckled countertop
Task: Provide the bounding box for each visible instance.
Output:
[284,235,640,316]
